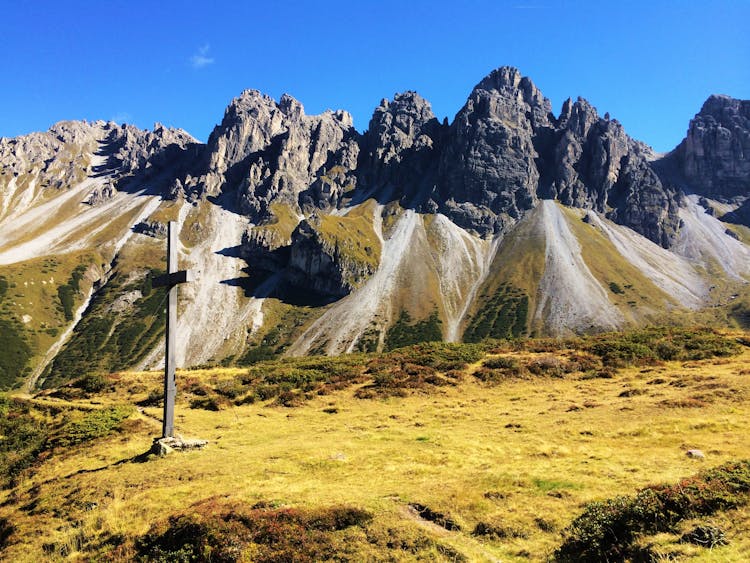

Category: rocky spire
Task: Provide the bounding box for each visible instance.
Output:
[358,91,444,204]
[199,90,359,220]
[435,66,553,235]
[677,94,750,199]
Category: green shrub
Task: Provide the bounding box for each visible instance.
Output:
[133,500,372,562]
[608,282,625,295]
[482,356,519,370]
[554,460,750,561]
[57,284,76,321]
[584,327,739,368]
[464,284,529,342]
[0,396,50,487]
[54,405,133,447]
[0,319,33,389]
[357,342,483,398]
[385,310,442,351]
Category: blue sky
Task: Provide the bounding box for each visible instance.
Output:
[2,1,748,152]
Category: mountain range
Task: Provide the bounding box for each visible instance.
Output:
[0,66,748,389]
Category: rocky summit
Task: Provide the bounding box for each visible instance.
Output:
[0,66,749,389]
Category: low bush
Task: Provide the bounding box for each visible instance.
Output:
[584,327,739,368]
[132,500,372,562]
[0,396,49,487]
[554,460,750,561]
[53,405,133,447]
[357,342,483,398]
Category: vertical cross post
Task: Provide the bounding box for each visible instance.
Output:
[153,221,193,438]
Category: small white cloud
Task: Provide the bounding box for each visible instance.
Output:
[111,112,132,124]
[190,44,215,69]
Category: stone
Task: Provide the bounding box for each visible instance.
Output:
[197,90,359,220]
[151,436,208,457]
[358,91,444,205]
[680,525,727,547]
[677,94,750,199]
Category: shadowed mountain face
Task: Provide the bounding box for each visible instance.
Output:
[0,66,748,387]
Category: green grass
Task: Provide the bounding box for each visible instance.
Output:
[315,200,382,284]
[0,319,32,389]
[43,269,167,387]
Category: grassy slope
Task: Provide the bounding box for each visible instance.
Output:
[560,205,678,321]
[41,236,167,387]
[464,206,546,340]
[0,251,104,388]
[316,199,382,276]
[1,330,749,561]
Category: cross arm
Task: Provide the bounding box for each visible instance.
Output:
[153,269,195,288]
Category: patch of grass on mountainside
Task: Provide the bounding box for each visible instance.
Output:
[315,199,381,280]
[463,283,528,342]
[385,309,443,351]
[180,201,214,248]
[146,200,181,224]
[238,301,320,364]
[0,253,102,388]
[554,460,750,562]
[465,206,545,339]
[0,318,32,390]
[561,205,678,316]
[250,202,301,246]
[43,269,167,387]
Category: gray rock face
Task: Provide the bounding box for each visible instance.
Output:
[286,217,378,298]
[200,90,359,220]
[133,219,168,238]
[677,95,750,199]
[358,91,444,204]
[0,121,108,192]
[105,122,196,176]
[545,97,680,247]
[436,67,553,235]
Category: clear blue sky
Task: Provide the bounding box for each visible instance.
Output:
[2,0,748,152]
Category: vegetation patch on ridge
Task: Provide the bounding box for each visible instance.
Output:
[385,309,443,351]
[464,283,528,342]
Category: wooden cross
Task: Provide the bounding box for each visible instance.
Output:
[153,221,194,438]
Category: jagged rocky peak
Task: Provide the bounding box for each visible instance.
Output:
[678,94,750,199]
[435,66,551,235]
[359,91,444,201]
[473,66,553,128]
[543,95,680,247]
[547,96,631,207]
[203,90,359,220]
[0,120,115,191]
[104,121,197,178]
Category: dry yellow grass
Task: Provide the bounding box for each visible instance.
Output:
[2,338,750,561]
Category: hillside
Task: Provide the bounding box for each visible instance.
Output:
[1,327,750,561]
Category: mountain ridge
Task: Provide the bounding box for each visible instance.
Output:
[0,66,748,389]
